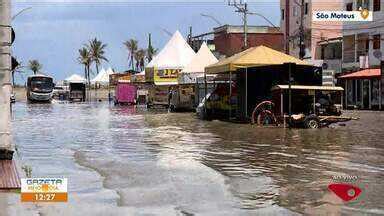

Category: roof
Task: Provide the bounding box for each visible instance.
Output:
[65,74,86,83]
[205,45,312,74]
[28,74,53,80]
[338,69,381,79]
[146,30,196,70]
[182,42,218,74]
[272,85,344,91]
[0,160,21,189]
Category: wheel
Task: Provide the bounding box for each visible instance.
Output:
[251,101,277,126]
[304,115,320,129]
[257,110,277,126]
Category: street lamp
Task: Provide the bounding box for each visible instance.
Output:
[200,13,222,26]
[12,7,33,20]
[248,12,279,31]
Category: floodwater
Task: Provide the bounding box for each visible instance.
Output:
[3,102,384,215]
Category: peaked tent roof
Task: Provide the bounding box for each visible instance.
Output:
[146,30,196,69]
[182,42,218,74]
[65,74,86,83]
[205,45,312,74]
[91,67,114,84]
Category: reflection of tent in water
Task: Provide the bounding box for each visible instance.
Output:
[179,42,218,84]
[146,30,196,86]
[204,45,321,121]
[91,67,115,85]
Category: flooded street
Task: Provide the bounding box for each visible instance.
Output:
[5,102,384,215]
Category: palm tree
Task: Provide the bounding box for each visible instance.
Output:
[123,39,138,71]
[28,60,42,75]
[134,49,146,71]
[146,46,158,63]
[146,33,158,62]
[77,47,92,85]
[87,38,108,75]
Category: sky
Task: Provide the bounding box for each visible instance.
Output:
[12,0,280,83]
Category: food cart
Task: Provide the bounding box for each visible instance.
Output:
[169,84,195,111]
[69,82,86,102]
[114,81,137,105]
[251,85,357,128]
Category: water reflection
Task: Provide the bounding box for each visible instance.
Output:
[11,102,384,215]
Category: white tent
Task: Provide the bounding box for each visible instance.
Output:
[147,30,196,70]
[179,42,218,83]
[65,74,86,83]
[91,67,114,85]
[146,31,196,85]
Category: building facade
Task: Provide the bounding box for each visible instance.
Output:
[213,25,284,57]
[0,0,13,159]
[280,0,343,60]
[342,0,384,71]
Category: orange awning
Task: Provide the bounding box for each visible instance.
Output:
[339,69,381,79]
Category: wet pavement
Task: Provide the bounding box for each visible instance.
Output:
[2,101,384,215]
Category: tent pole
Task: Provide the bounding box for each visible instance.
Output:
[245,68,248,119]
[280,92,284,127]
[379,78,382,110]
[288,64,292,127]
[204,71,207,116]
[229,71,232,120]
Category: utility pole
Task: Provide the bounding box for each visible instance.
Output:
[228,0,249,49]
[299,0,305,59]
[0,0,13,159]
[188,26,192,46]
[285,0,290,54]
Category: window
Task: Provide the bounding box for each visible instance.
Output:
[281,9,285,20]
[304,2,309,15]
[373,34,381,49]
[357,0,370,10]
[346,3,353,11]
[374,0,381,11]
[293,6,298,16]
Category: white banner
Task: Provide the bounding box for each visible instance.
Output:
[313,10,372,22]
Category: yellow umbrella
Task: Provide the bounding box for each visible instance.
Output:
[205,45,312,74]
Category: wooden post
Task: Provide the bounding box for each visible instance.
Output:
[245,68,248,118]
[345,80,348,109]
[313,93,316,114]
[280,92,284,117]
[369,79,372,109]
[355,79,358,105]
[361,80,364,109]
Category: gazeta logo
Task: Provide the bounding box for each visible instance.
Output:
[21,178,68,202]
[25,178,64,192]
